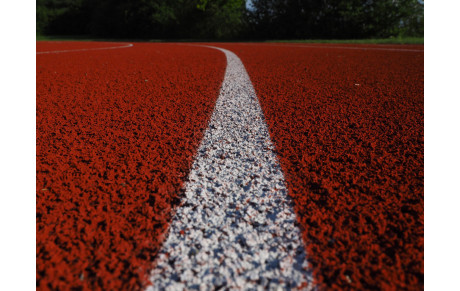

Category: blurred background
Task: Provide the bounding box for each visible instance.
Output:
[36,0,424,41]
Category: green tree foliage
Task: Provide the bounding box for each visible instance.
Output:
[191,0,247,38]
[36,0,423,39]
[36,0,247,39]
[89,0,178,38]
[37,0,93,35]
[248,0,424,39]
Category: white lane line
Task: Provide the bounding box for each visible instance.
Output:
[148,47,315,290]
[36,43,133,54]
[235,42,423,52]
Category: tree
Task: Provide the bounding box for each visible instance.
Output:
[36,0,422,39]
[37,0,248,39]
[248,0,424,39]
[36,0,93,35]
[190,0,247,39]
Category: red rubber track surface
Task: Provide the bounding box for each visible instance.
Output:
[217,43,423,290]
[36,42,226,290]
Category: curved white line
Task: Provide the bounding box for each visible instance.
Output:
[36,43,134,54]
[148,46,315,290]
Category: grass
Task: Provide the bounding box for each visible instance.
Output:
[269,37,423,45]
[36,34,423,45]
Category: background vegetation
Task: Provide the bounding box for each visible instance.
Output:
[37,0,424,40]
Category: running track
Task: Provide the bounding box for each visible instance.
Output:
[36,42,423,290]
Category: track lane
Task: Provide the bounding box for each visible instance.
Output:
[148,46,315,290]
[214,43,424,290]
[36,42,226,290]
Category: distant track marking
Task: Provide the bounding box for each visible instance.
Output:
[36,43,134,54]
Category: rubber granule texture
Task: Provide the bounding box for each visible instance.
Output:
[149,47,314,290]
[217,43,424,290]
[36,42,226,290]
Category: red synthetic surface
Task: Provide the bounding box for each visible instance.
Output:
[218,43,424,290]
[36,42,226,290]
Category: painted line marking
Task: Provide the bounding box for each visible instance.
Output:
[148,46,315,290]
[36,43,134,54]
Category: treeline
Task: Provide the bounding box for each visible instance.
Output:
[37,0,423,39]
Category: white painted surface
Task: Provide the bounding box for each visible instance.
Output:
[148,47,315,290]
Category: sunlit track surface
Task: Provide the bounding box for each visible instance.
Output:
[36,42,226,290]
[215,43,424,290]
[36,41,423,290]
[148,47,315,290]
